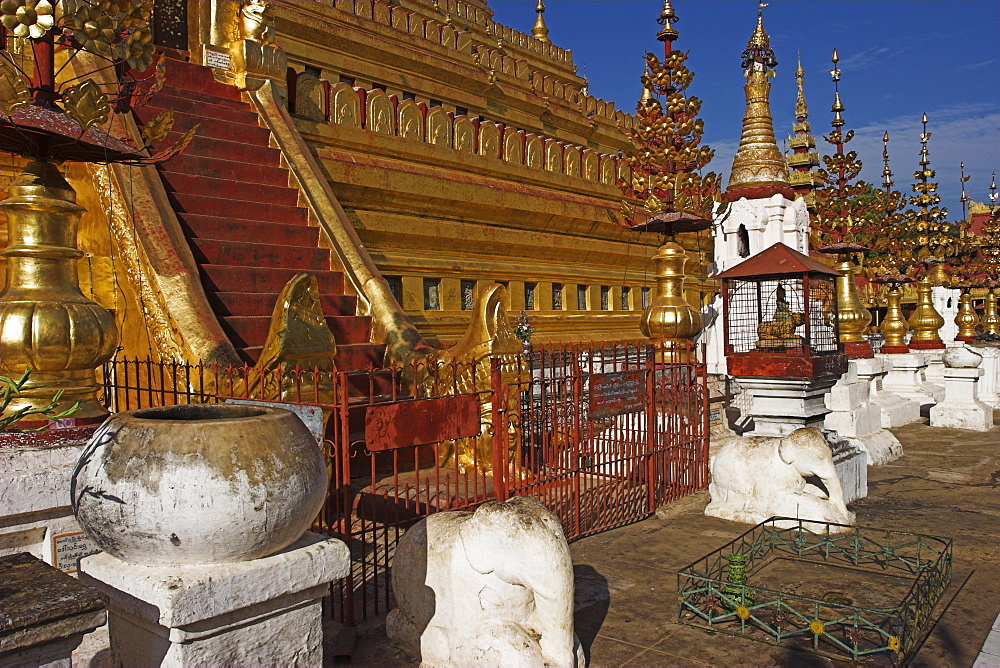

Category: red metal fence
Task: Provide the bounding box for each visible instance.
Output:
[100,341,708,625]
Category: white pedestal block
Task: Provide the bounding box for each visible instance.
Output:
[828,433,868,504]
[878,353,944,405]
[824,360,903,466]
[858,357,921,428]
[929,368,995,431]
[968,343,1000,408]
[79,533,349,668]
[734,375,838,438]
[922,347,947,385]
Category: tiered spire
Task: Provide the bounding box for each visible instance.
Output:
[903,113,956,273]
[727,4,791,197]
[785,53,821,207]
[532,0,550,45]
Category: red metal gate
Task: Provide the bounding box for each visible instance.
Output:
[101,343,709,627]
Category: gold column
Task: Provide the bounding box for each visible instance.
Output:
[834,255,873,357]
[639,240,701,362]
[0,161,118,420]
[906,276,944,348]
[880,285,910,352]
[954,289,980,341]
[983,290,1000,335]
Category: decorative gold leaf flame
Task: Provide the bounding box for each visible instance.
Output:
[0,57,30,116]
[141,108,174,147]
[63,80,110,132]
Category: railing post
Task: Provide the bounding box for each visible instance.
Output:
[645,348,657,512]
[490,356,509,501]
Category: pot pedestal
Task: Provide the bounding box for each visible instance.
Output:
[824,359,903,466]
[929,367,994,432]
[967,342,1000,408]
[857,358,921,428]
[79,533,349,668]
[877,352,943,406]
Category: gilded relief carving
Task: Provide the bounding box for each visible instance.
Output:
[503,129,524,163]
[397,99,424,141]
[330,83,360,127]
[583,150,599,181]
[525,135,543,169]
[426,107,452,147]
[564,147,581,178]
[601,156,616,185]
[478,121,501,158]
[454,117,475,153]
[545,140,563,173]
[367,89,395,135]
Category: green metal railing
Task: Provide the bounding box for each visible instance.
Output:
[677,517,952,663]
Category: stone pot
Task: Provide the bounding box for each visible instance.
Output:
[71,404,328,566]
[943,346,983,369]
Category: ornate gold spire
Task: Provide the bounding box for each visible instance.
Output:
[727,3,790,194]
[656,0,679,44]
[786,51,820,203]
[794,52,807,118]
[532,0,550,45]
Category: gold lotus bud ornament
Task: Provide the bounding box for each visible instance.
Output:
[1,0,55,39]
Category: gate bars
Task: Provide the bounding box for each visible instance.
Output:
[100,341,709,625]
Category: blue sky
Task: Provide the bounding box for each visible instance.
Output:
[489,0,1000,217]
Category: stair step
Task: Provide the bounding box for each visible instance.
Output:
[165,132,281,167]
[159,172,299,207]
[239,342,387,373]
[201,265,344,294]
[220,315,372,348]
[170,193,308,225]
[209,291,359,318]
[160,153,291,187]
[178,214,319,246]
[136,104,269,144]
[157,58,245,103]
[189,238,330,269]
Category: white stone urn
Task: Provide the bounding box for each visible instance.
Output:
[71,404,328,566]
[943,346,983,369]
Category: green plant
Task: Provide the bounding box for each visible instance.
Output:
[0,368,80,432]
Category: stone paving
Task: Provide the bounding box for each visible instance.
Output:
[342,415,1000,667]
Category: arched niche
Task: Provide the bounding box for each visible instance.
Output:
[616,159,631,184]
[391,6,408,31]
[545,140,563,173]
[426,107,452,147]
[397,98,425,141]
[330,82,361,127]
[454,116,476,153]
[525,134,543,169]
[563,146,581,178]
[582,150,599,181]
[503,129,524,164]
[367,89,395,135]
[478,122,501,158]
[294,72,326,122]
[600,155,616,185]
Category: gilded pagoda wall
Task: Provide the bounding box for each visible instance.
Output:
[273,0,714,345]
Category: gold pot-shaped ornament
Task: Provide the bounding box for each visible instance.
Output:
[0,161,118,420]
[954,290,980,341]
[879,285,910,352]
[907,276,945,346]
[983,290,1000,336]
[640,240,701,362]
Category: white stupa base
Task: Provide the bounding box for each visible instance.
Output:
[929,367,995,432]
[79,533,349,668]
[878,352,943,406]
[967,342,1000,408]
[824,360,903,466]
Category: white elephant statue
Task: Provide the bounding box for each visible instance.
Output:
[705,427,855,531]
[387,496,585,667]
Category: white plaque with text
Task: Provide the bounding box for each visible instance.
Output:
[54,532,100,574]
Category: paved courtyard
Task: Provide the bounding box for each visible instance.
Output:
[344,415,1000,667]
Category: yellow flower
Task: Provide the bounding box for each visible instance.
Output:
[1,0,55,39]
[888,636,901,652]
[736,605,750,620]
[810,619,825,635]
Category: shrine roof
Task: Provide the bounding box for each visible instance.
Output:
[716,242,842,279]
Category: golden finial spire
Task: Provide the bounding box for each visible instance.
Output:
[656,0,679,44]
[794,51,808,119]
[882,130,894,191]
[728,3,789,193]
[532,0,550,45]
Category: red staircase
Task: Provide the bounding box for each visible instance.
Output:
[134,59,385,371]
